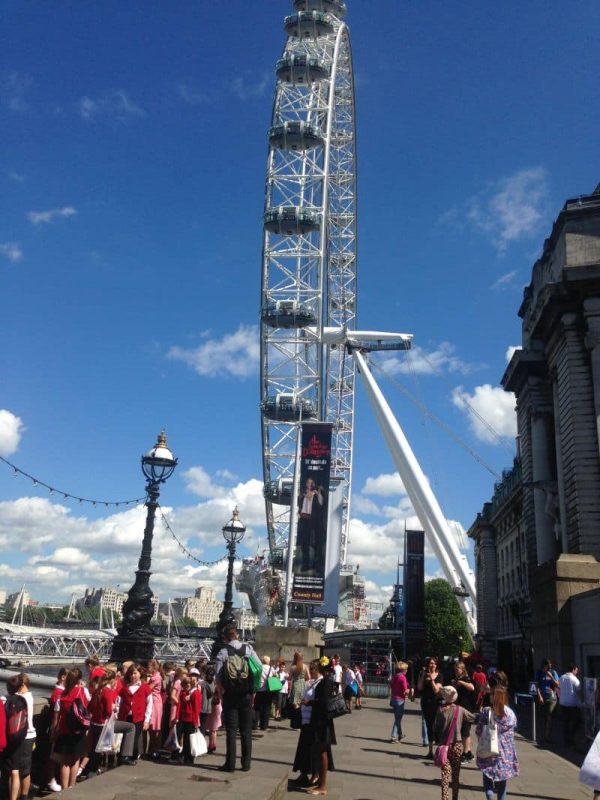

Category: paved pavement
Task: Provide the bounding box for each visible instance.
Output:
[64,698,592,800]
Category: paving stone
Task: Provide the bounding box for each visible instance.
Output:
[65,699,591,800]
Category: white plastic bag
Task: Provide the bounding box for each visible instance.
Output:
[95,715,115,754]
[112,732,123,753]
[189,729,207,758]
[164,723,182,752]
[579,729,600,789]
[477,708,500,759]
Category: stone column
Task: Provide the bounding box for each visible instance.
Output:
[551,374,569,554]
[584,297,600,458]
[530,403,557,565]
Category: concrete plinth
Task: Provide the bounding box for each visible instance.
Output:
[253,625,323,663]
[531,553,600,667]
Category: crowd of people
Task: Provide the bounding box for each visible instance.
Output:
[0,635,596,800]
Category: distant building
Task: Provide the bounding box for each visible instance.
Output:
[234,607,260,631]
[79,587,159,621]
[7,590,31,608]
[468,461,530,686]
[175,586,223,627]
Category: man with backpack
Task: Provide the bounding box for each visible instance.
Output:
[215,624,258,772]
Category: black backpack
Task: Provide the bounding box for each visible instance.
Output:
[5,695,28,746]
[66,696,91,735]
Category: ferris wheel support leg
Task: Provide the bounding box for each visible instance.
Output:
[352,350,477,634]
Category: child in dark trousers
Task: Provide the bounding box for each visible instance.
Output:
[177,678,202,764]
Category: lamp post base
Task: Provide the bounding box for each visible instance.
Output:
[111,634,156,664]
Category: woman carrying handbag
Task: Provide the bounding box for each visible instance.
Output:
[433,686,477,800]
[476,686,519,800]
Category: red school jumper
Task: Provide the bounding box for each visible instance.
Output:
[118,682,152,724]
[57,686,89,736]
[89,685,118,726]
[177,688,201,728]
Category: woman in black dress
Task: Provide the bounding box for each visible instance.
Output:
[290,660,320,788]
[417,656,443,759]
[306,657,336,796]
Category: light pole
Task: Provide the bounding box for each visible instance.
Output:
[111,431,177,663]
[211,507,246,659]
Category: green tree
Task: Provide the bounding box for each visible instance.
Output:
[181,616,198,628]
[424,579,471,658]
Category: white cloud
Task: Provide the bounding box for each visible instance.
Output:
[177,83,210,105]
[230,73,270,101]
[466,167,549,253]
[0,470,267,602]
[182,466,228,499]
[505,345,520,363]
[452,384,517,443]
[375,342,477,377]
[78,90,146,124]
[8,171,25,183]
[0,242,23,263]
[27,206,77,225]
[0,410,25,456]
[361,472,406,497]
[168,324,260,378]
[2,71,32,112]
[491,270,518,290]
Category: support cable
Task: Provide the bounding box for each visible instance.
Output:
[370,361,501,480]
[418,351,515,456]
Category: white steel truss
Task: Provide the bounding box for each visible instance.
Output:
[0,624,212,663]
[261,3,357,572]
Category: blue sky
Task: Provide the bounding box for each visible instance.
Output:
[2,1,599,613]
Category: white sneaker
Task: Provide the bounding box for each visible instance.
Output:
[48,779,62,792]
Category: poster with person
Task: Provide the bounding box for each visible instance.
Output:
[292,422,332,604]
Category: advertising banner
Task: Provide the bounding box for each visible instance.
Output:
[404,529,425,654]
[292,422,333,604]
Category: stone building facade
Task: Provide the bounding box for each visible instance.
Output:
[468,461,531,686]
[470,185,600,679]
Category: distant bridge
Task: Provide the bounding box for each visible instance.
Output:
[0,623,213,666]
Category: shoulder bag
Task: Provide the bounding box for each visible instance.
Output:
[434,705,460,767]
[327,691,348,720]
[477,707,499,758]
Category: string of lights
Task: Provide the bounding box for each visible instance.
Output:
[157,504,228,567]
[0,455,146,508]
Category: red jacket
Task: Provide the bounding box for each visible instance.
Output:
[177,688,201,727]
[0,700,6,752]
[58,686,89,736]
[89,686,118,725]
[118,682,152,724]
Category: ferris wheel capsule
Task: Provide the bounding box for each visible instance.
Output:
[284,11,334,39]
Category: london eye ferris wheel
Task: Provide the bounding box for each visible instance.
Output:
[260,0,357,575]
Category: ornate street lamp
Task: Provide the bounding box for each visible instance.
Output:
[112,431,177,662]
[211,507,246,659]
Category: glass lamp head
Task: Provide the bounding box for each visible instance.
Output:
[222,506,246,545]
[142,430,177,484]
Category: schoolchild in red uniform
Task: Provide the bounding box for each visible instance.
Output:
[86,669,136,771]
[118,664,152,759]
[53,669,89,789]
[177,676,202,764]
